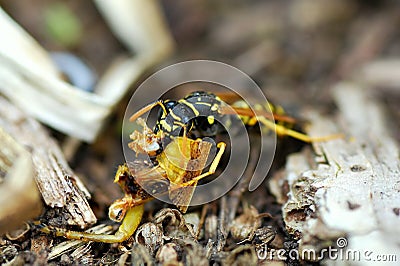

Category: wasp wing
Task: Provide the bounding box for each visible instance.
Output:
[168,140,212,213]
[125,160,169,204]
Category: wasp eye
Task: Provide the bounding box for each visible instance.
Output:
[164,100,177,112]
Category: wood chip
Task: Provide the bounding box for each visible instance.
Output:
[0,96,96,228]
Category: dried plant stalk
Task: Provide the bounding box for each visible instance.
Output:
[0,96,96,228]
[0,1,174,142]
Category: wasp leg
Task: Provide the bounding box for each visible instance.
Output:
[129,101,167,122]
[258,116,343,143]
[220,105,296,124]
[40,205,144,243]
[184,142,226,186]
[181,125,192,168]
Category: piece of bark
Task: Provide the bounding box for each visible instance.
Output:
[270,82,400,262]
[0,96,96,228]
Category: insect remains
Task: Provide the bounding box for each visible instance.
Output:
[40,118,225,243]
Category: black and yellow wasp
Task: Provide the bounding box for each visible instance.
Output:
[129,90,337,148]
[40,90,340,243]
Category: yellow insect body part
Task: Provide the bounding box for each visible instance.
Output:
[40,205,145,243]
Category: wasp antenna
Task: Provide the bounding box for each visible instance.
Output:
[129,101,166,122]
[220,105,296,124]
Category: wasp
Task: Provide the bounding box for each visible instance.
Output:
[129,91,341,144]
[129,91,228,145]
[40,91,338,243]
[40,121,226,243]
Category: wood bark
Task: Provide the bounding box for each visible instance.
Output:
[0,96,96,228]
[270,82,400,263]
